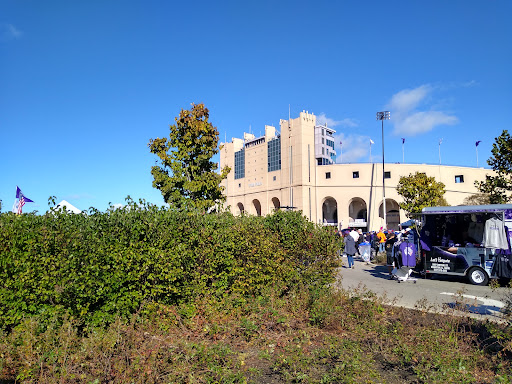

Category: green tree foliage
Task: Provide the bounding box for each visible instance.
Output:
[396,172,446,217]
[476,130,512,204]
[149,103,230,211]
[463,193,491,205]
[436,196,449,207]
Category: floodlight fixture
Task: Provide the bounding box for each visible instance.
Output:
[376,111,390,121]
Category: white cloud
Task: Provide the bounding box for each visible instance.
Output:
[1,23,23,41]
[397,111,458,135]
[442,80,478,90]
[316,113,358,128]
[339,118,358,128]
[388,85,432,113]
[334,133,372,163]
[314,114,368,163]
[386,84,458,136]
[461,80,478,88]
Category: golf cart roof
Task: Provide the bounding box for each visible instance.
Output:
[421,204,512,215]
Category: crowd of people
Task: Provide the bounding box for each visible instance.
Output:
[337,227,414,273]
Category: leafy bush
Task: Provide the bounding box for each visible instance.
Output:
[0,202,340,330]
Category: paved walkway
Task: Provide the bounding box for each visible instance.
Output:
[336,256,510,323]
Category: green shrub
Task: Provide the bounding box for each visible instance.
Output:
[0,202,340,330]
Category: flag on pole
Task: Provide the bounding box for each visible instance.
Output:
[370,139,374,144]
[475,141,482,167]
[401,138,405,164]
[12,186,34,214]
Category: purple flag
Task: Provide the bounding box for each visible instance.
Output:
[13,186,34,214]
[476,140,482,147]
[401,138,405,144]
[16,186,34,203]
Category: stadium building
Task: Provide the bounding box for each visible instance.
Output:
[219,111,493,231]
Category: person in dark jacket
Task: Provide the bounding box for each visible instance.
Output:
[385,232,398,277]
[344,231,357,269]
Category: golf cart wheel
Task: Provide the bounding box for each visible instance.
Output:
[467,267,489,286]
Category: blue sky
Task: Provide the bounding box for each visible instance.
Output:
[1,1,511,213]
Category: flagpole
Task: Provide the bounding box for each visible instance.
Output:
[340,141,343,163]
[401,138,405,164]
[369,140,373,163]
[12,186,19,214]
[438,138,443,165]
[475,140,482,167]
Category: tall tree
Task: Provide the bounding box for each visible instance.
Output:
[476,130,512,204]
[463,193,491,206]
[396,172,446,217]
[149,103,230,211]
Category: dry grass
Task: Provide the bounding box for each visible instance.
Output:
[1,286,511,383]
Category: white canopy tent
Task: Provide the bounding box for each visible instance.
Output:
[55,200,82,214]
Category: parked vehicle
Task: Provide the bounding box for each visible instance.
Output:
[419,204,512,285]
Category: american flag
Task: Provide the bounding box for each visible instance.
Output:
[17,197,26,214]
[13,186,34,214]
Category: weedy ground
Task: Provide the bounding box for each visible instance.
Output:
[1,283,511,384]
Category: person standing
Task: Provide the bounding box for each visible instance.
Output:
[370,231,379,258]
[385,232,398,277]
[355,229,364,256]
[344,231,357,269]
[377,228,387,253]
[350,228,359,242]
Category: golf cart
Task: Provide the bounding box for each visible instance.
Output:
[419,204,512,285]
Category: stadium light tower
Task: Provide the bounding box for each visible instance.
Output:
[376,111,390,229]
